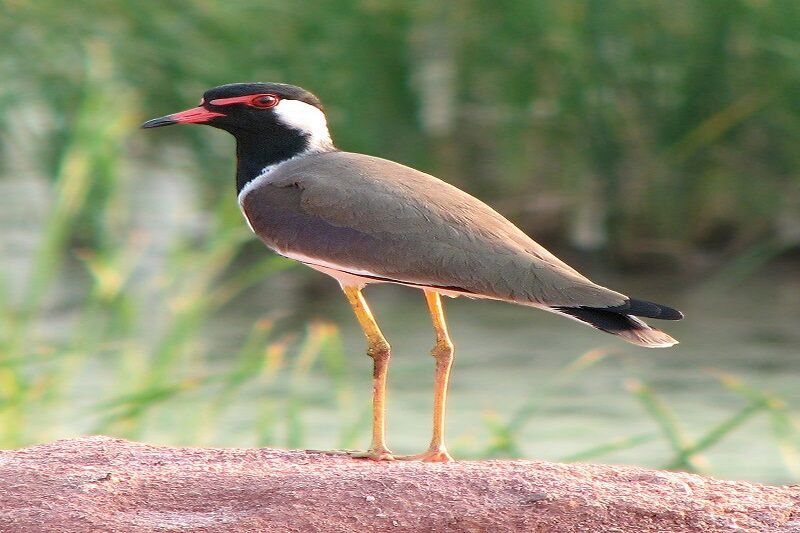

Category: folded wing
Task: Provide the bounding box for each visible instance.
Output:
[242,151,633,308]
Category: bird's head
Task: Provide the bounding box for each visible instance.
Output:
[141,82,334,154]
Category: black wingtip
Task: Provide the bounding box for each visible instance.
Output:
[553,306,679,348]
[607,298,683,320]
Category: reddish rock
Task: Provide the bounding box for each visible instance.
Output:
[0,436,798,532]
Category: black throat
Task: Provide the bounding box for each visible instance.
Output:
[233,128,312,193]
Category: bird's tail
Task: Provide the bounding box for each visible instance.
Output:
[552,299,683,348]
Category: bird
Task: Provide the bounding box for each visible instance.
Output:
[142,82,683,462]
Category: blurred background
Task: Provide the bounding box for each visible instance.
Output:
[1,1,799,483]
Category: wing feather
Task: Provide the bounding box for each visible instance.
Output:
[241,151,628,308]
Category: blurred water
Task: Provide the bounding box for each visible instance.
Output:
[283,270,800,483]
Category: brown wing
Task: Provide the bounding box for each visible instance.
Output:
[240,151,628,308]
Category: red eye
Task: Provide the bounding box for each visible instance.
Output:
[251,94,279,108]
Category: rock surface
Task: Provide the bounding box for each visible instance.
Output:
[0,436,798,532]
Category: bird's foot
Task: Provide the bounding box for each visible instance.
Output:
[396,446,453,463]
[348,447,395,461]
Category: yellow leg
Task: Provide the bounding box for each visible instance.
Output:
[341,285,394,461]
[399,290,454,462]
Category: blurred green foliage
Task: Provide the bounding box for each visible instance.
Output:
[2,0,800,257]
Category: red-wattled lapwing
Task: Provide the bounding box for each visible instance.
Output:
[143,82,682,462]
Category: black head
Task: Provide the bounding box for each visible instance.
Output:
[204,82,324,113]
[142,82,326,134]
[142,82,335,192]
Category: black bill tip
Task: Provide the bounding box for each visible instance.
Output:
[141,115,177,129]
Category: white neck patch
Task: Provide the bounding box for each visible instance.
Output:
[236,100,335,227]
[273,99,334,153]
[236,100,335,215]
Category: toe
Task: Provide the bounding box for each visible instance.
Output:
[396,447,454,462]
[349,448,395,461]
[422,449,453,462]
